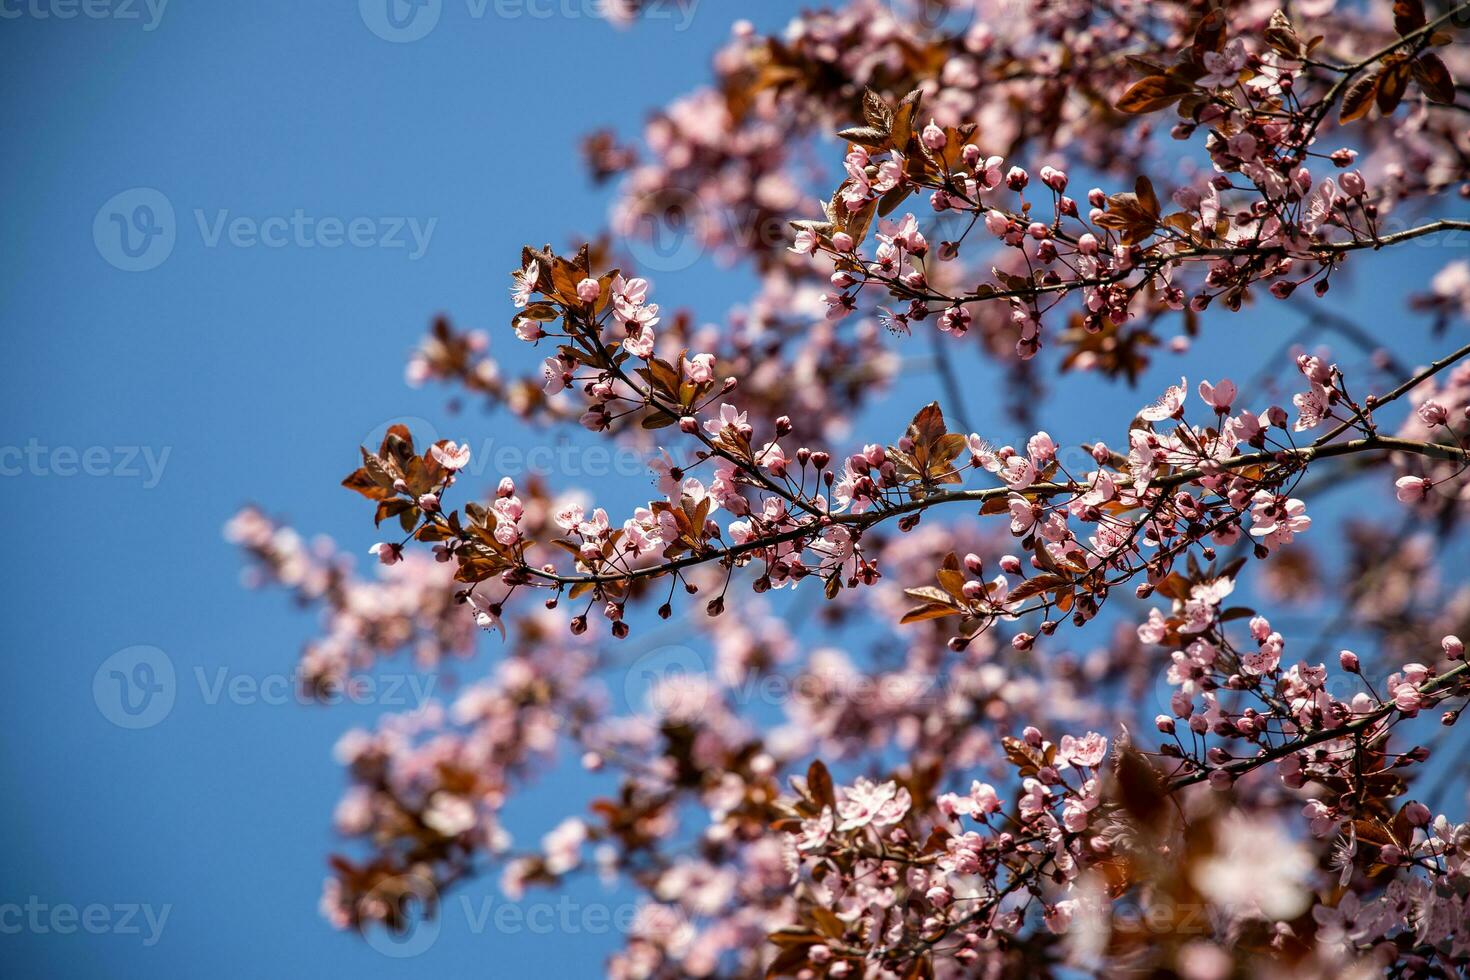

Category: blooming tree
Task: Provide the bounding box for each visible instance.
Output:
[233,1,1470,975]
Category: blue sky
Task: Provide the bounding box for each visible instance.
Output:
[2,2,1467,977]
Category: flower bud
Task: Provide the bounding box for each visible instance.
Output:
[369,542,402,566]
[1418,400,1449,426]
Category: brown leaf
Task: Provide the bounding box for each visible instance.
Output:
[903,585,954,604]
[1376,59,1412,114]
[764,944,809,978]
[359,448,400,490]
[1339,73,1378,122]
[1264,10,1303,57]
[907,402,948,448]
[1190,7,1227,61]
[1111,747,1169,829]
[1134,176,1160,219]
[810,906,845,940]
[1002,735,1047,777]
[861,87,893,130]
[900,602,961,625]
[342,467,395,501]
[936,567,967,600]
[1393,0,1426,36]
[979,495,1010,516]
[807,759,836,809]
[1412,53,1455,104]
[890,88,922,150]
[876,182,914,218]
[373,498,412,527]
[1006,573,1072,603]
[1115,74,1194,114]
[837,125,891,148]
[1096,183,1160,245]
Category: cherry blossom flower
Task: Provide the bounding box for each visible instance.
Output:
[835,777,911,832]
[1139,378,1187,421]
[1396,475,1431,503]
[509,260,539,308]
[1198,378,1236,412]
[1249,493,1310,550]
[702,403,747,438]
[431,441,471,471]
[1058,732,1107,768]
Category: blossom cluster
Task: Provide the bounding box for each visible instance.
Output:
[231,0,1470,975]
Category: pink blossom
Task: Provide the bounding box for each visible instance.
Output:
[685,352,715,383]
[1198,378,1236,412]
[1139,378,1187,421]
[1249,492,1310,550]
[368,541,401,565]
[999,454,1037,489]
[1198,38,1246,88]
[423,792,477,836]
[432,440,472,471]
[1059,731,1107,768]
[921,119,946,150]
[702,403,748,438]
[1043,899,1076,934]
[1026,431,1056,464]
[509,260,539,308]
[789,228,818,255]
[937,780,1002,821]
[1006,493,1035,534]
[836,777,911,832]
[1417,400,1449,426]
[623,324,656,359]
[1395,475,1430,503]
